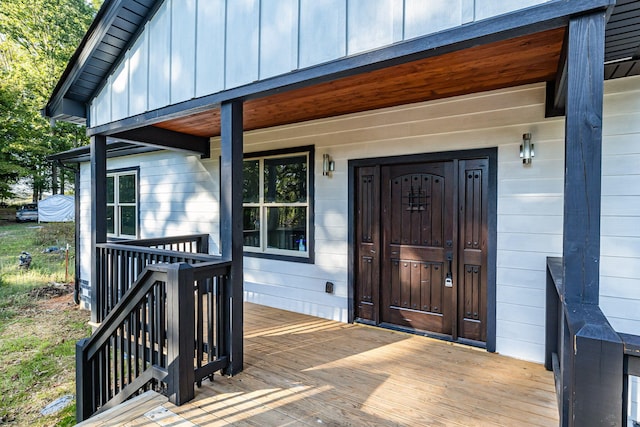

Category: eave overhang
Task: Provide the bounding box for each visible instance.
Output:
[43,0,160,125]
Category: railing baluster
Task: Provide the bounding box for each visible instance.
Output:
[196,279,203,386]
[126,313,132,387]
[100,248,106,322]
[150,286,156,367]
[134,304,140,379]
[110,249,116,312]
[211,277,217,361]
[158,282,165,368]
[143,293,149,370]
[119,324,125,393]
[121,251,127,297]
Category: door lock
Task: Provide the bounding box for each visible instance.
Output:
[445,251,453,287]
[445,274,453,287]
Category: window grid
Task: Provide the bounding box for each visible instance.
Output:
[107,172,137,239]
[243,152,309,258]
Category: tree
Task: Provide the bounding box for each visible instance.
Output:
[0,0,100,200]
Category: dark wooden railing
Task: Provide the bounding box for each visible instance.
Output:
[545,257,636,426]
[95,238,216,324]
[76,235,232,422]
[119,234,209,254]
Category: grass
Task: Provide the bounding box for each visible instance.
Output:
[0,217,90,426]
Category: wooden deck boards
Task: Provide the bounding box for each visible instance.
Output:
[117,302,558,426]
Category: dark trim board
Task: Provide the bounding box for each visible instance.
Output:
[348,148,498,353]
[86,0,614,137]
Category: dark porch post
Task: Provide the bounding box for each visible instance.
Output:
[563,12,604,306]
[220,100,244,375]
[562,11,623,426]
[90,134,107,324]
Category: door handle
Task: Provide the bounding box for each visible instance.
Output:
[370,249,376,254]
[445,252,453,287]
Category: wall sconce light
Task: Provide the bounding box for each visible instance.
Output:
[520,133,534,165]
[322,154,335,176]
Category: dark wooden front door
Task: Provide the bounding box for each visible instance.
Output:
[355,157,489,343]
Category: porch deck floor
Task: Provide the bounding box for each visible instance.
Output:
[124,302,558,426]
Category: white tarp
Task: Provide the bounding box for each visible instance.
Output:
[38,195,75,222]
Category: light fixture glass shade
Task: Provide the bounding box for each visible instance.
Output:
[323,154,334,176]
[520,133,534,165]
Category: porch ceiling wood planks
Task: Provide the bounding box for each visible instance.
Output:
[153,27,565,139]
[121,303,558,426]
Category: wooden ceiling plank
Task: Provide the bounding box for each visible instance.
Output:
[153,28,564,138]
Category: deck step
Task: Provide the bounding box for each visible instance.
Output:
[76,390,168,426]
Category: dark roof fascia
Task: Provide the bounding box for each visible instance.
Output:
[87,0,615,137]
[48,142,160,164]
[44,0,162,123]
[45,0,127,120]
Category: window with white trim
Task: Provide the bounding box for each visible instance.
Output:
[106,171,138,238]
[243,150,311,259]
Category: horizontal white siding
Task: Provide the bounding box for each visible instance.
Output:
[600,77,640,342]
[77,151,221,294]
[79,76,640,367]
[89,0,549,127]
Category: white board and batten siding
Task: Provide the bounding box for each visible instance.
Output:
[89,0,549,127]
[80,77,640,367]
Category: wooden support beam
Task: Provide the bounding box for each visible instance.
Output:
[111,126,210,158]
[562,12,605,305]
[558,11,624,427]
[90,135,107,323]
[220,100,244,375]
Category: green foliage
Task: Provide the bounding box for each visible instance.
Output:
[0,0,99,200]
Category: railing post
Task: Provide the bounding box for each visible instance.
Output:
[166,263,196,405]
[569,313,623,426]
[75,338,92,422]
[198,234,209,254]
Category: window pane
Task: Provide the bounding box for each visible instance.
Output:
[243,160,259,203]
[264,155,307,203]
[106,206,115,234]
[243,207,260,247]
[106,176,115,204]
[267,207,307,251]
[120,206,136,236]
[119,174,136,203]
